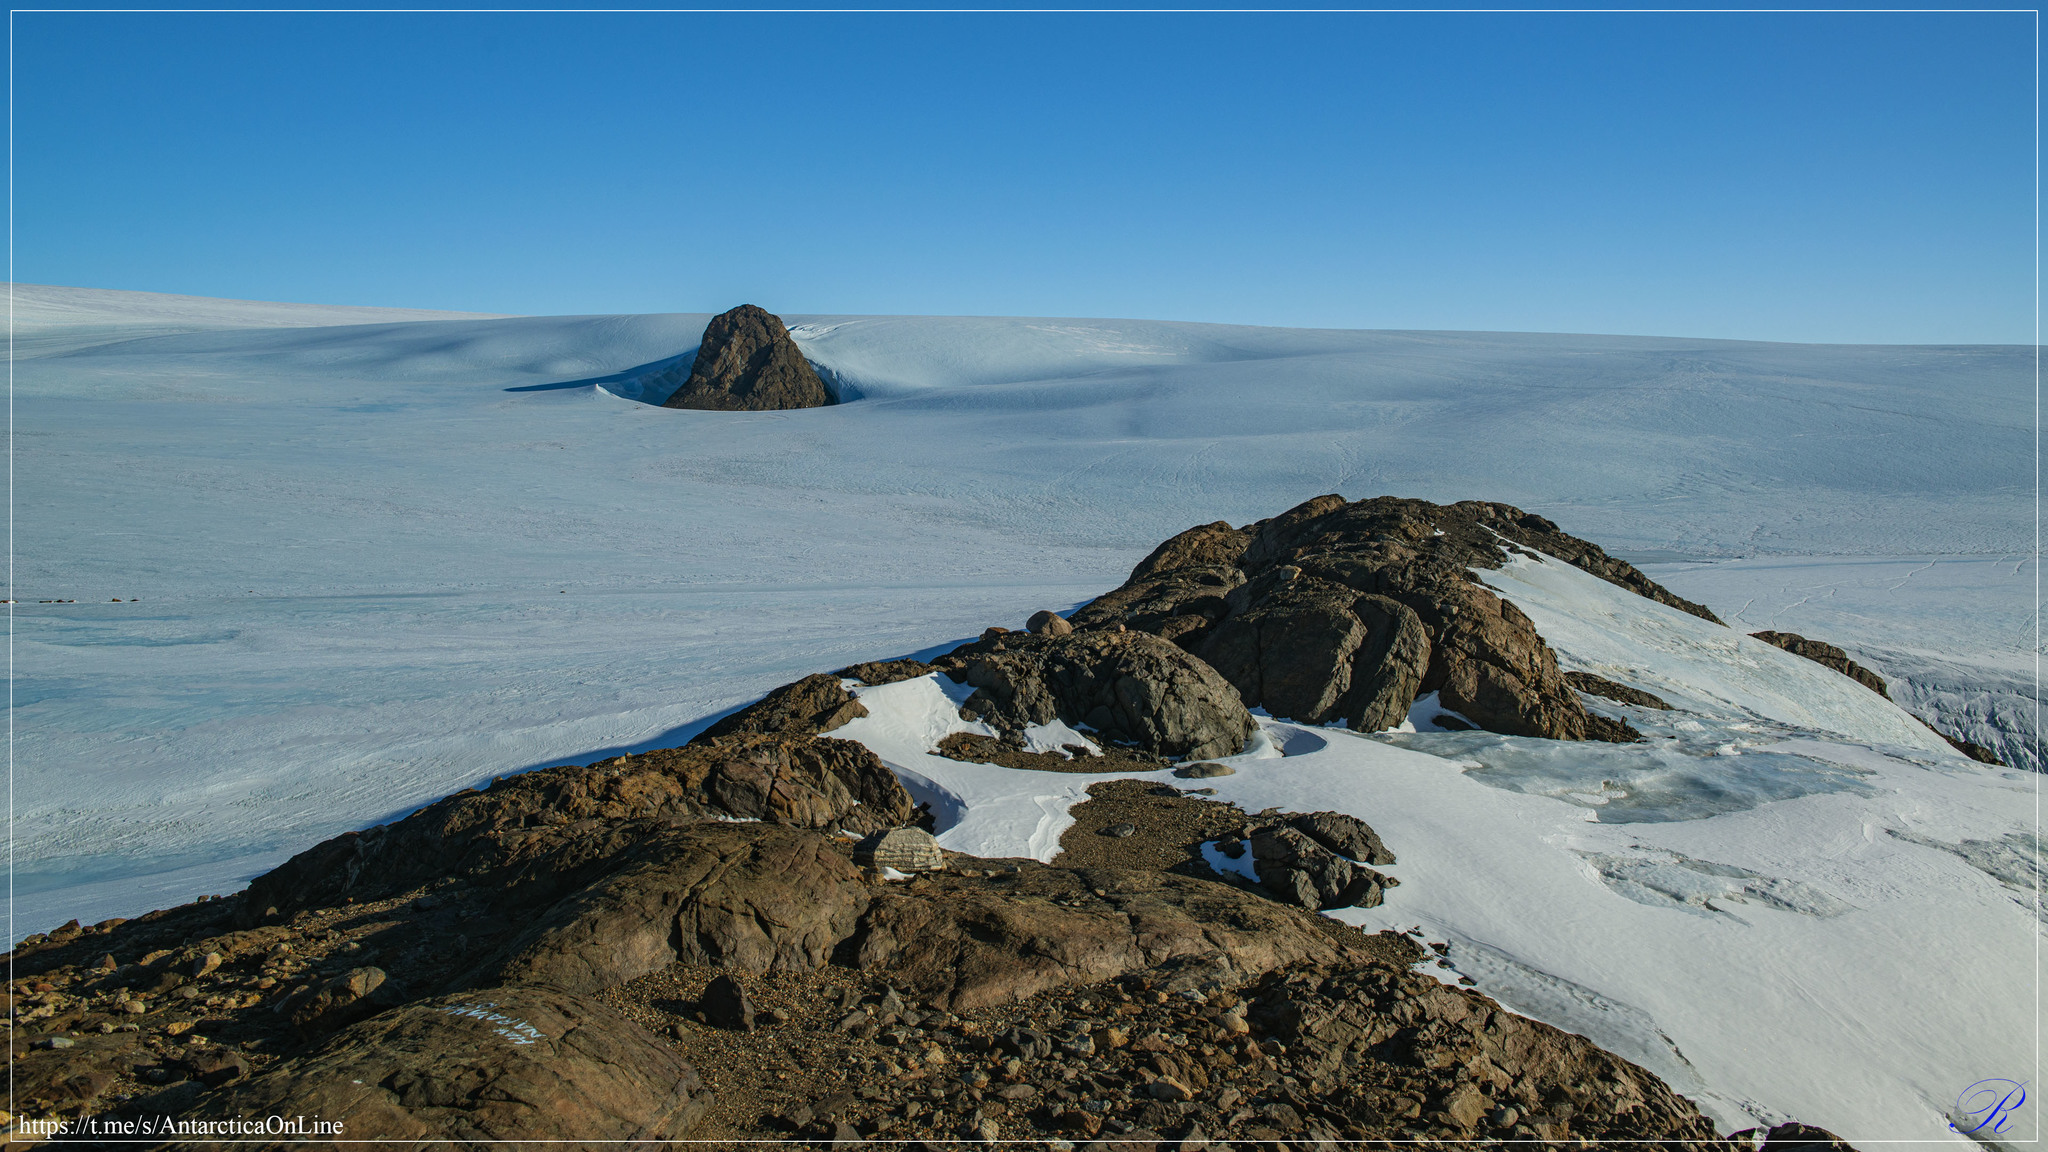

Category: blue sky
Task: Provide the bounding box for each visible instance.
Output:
[12,11,2036,343]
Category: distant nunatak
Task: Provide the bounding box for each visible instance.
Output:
[657,304,836,411]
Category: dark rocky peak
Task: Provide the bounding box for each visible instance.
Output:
[1069,495,1716,742]
[660,304,835,412]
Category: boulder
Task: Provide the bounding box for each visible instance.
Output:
[171,985,709,1147]
[1286,811,1394,866]
[1025,610,1074,636]
[854,827,946,873]
[1066,565,1245,651]
[1126,521,1255,583]
[287,965,393,1036]
[1750,631,1889,695]
[1197,572,1429,732]
[701,974,756,1031]
[1247,826,1389,911]
[659,304,834,411]
[948,630,1254,761]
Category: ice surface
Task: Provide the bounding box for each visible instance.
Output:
[1641,554,2041,772]
[9,284,2035,1143]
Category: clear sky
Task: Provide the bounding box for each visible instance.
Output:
[12,10,2036,343]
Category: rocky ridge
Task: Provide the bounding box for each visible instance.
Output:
[1066,495,1714,742]
[0,495,1870,1150]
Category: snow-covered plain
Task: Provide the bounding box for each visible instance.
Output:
[11,284,2037,1140]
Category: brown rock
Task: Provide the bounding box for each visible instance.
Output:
[1067,565,1245,652]
[1751,631,1889,695]
[1916,717,2005,765]
[182,1047,251,1088]
[835,659,936,686]
[242,733,909,920]
[1026,610,1075,636]
[1069,495,1694,743]
[289,966,391,1035]
[854,827,946,873]
[700,973,755,1031]
[1248,963,1720,1142]
[659,304,834,412]
[1564,670,1673,709]
[693,673,869,743]
[950,630,1255,761]
[488,823,869,992]
[1286,811,1394,866]
[1197,572,1430,732]
[1127,521,1256,583]
[173,985,708,1147]
[1248,825,1389,910]
[847,864,1366,1010]
[1753,1121,1862,1150]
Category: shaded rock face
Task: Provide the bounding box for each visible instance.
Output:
[936,629,1256,761]
[1247,965,1721,1141]
[1751,630,1889,695]
[176,985,709,1149]
[242,733,912,921]
[1070,495,1696,742]
[659,304,834,412]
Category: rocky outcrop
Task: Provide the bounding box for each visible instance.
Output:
[484,822,871,992]
[1565,670,1674,710]
[1245,825,1395,911]
[1288,810,1395,866]
[1247,964,1721,1140]
[1198,573,1430,734]
[243,733,912,920]
[1069,495,1680,743]
[172,985,709,1148]
[937,629,1255,760]
[692,673,868,742]
[835,658,935,686]
[1751,630,1889,695]
[659,304,834,411]
[848,865,1367,1011]
[1923,723,2005,765]
[1751,634,2005,764]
